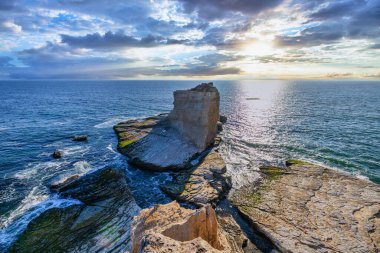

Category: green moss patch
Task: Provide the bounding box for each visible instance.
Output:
[118,139,136,148]
[259,165,287,180]
[285,159,311,166]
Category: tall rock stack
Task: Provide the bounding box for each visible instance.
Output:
[169,82,220,150]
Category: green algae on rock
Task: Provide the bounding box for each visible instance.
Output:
[231,161,380,253]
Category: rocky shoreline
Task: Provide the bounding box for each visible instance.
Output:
[8,83,379,252]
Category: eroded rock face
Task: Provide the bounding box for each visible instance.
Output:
[10,167,140,253]
[169,82,220,150]
[161,150,231,207]
[231,160,380,253]
[131,201,236,253]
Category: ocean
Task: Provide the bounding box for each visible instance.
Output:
[0,80,379,246]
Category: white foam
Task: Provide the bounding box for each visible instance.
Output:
[62,145,90,156]
[94,117,132,129]
[106,143,116,153]
[14,161,69,180]
[0,127,9,132]
[73,161,91,173]
[1,187,48,228]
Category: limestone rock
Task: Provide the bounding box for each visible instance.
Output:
[230,160,380,253]
[161,150,231,207]
[114,114,198,171]
[130,201,235,253]
[169,82,220,150]
[113,82,221,171]
[11,167,140,253]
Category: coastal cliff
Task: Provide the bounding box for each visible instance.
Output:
[8,83,379,253]
[114,82,220,171]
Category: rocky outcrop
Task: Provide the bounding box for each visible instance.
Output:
[131,201,242,253]
[231,160,380,253]
[161,150,231,207]
[114,83,220,171]
[10,167,140,253]
[114,114,199,171]
[72,135,87,141]
[169,82,220,150]
[52,150,62,159]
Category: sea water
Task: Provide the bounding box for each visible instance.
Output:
[0,80,379,246]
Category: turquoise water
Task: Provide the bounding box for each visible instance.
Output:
[0,80,379,246]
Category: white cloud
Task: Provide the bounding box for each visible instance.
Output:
[1,20,22,33]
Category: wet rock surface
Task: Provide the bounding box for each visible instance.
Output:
[230,160,380,253]
[131,201,240,253]
[10,167,140,253]
[161,150,231,207]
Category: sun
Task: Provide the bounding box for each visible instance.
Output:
[240,41,275,56]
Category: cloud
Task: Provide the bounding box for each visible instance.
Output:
[368,43,380,49]
[277,0,380,48]
[178,0,283,20]
[0,20,22,33]
[61,31,188,49]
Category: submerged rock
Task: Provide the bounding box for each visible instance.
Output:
[114,83,221,171]
[161,150,231,207]
[11,167,140,253]
[230,160,380,253]
[131,201,240,253]
[52,150,62,159]
[72,135,87,141]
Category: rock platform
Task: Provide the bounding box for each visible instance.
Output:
[230,160,380,253]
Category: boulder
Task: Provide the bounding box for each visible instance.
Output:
[73,135,87,141]
[10,167,140,253]
[169,82,220,150]
[230,160,380,253]
[219,115,227,123]
[52,150,62,159]
[131,201,237,253]
[161,150,231,207]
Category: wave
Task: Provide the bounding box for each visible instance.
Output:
[94,117,132,129]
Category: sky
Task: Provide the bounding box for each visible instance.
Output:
[0,0,379,80]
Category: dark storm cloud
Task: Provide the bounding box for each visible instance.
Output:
[178,0,284,20]
[277,0,380,48]
[61,32,188,49]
